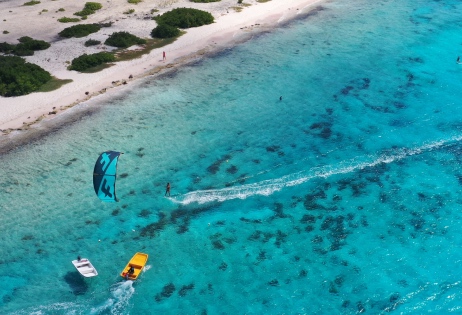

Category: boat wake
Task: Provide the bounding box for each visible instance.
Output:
[90,281,135,315]
[173,138,460,205]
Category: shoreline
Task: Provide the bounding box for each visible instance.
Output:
[0,0,325,143]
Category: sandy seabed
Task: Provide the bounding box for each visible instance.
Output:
[0,0,324,136]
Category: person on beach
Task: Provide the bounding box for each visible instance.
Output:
[163,51,166,61]
[165,183,171,196]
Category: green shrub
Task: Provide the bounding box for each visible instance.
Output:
[0,37,49,56]
[74,8,94,17]
[69,52,115,71]
[58,17,81,23]
[58,8,65,12]
[2,30,9,34]
[0,56,52,97]
[191,0,220,2]
[104,31,146,48]
[59,24,101,38]
[74,2,102,17]
[23,0,40,5]
[85,2,103,10]
[155,8,214,28]
[84,39,101,46]
[123,9,135,14]
[128,0,142,3]
[151,24,180,39]
[0,42,14,54]
[18,36,51,50]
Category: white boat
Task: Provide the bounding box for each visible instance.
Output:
[72,258,98,277]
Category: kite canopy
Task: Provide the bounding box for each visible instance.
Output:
[93,151,121,202]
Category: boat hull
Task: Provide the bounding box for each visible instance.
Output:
[72,258,98,278]
[120,252,148,280]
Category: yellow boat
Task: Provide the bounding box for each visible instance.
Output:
[120,252,148,280]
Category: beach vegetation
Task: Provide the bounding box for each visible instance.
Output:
[128,0,142,3]
[154,8,214,28]
[256,0,271,2]
[69,52,115,72]
[36,78,73,92]
[151,9,159,14]
[191,0,221,2]
[105,31,146,48]
[84,39,101,46]
[74,2,103,17]
[115,36,181,62]
[0,55,52,97]
[23,1,40,5]
[100,22,113,27]
[58,8,65,12]
[58,17,81,23]
[0,36,50,56]
[123,9,135,14]
[41,9,48,12]
[3,31,9,34]
[151,24,180,39]
[237,0,243,3]
[58,24,101,38]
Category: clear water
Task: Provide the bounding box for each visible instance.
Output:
[1,0,462,313]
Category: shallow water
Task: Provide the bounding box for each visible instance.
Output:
[1,0,462,313]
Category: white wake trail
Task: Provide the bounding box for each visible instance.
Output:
[172,138,460,205]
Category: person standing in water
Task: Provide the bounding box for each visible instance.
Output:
[165,182,171,196]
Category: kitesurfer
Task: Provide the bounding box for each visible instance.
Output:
[165,183,171,196]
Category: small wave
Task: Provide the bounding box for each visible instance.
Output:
[173,138,457,205]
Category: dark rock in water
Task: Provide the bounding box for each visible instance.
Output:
[312,235,323,243]
[305,225,314,232]
[334,275,345,286]
[156,283,175,301]
[342,300,351,308]
[357,301,366,313]
[212,240,225,250]
[119,173,129,178]
[219,262,227,271]
[266,145,280,152]
[178,283,194,297]
[329,281,338,294]
[111,209,120,216]
[300,214,316,224]
[341,86,354,95]
[389,292,400,303]
[268,279,279,286]
[299,269,307,278]
[226,165,238,174]
[138,209,151,218]
[63,272,88,295]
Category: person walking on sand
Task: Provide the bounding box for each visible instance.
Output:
[165,182,171,196]
[163,51,166,61]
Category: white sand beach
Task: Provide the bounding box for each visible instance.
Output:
[0,0,324,134]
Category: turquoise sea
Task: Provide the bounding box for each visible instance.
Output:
[1,0,462,313]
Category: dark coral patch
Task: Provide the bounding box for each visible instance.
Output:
[226,165,238,174]
[178,284,194,297]
[155,283,176,302]
[138,209,152,218]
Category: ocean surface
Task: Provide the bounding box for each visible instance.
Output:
[1,0,462,313]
